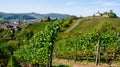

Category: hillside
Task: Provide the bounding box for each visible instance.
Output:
[0,12,36,20]
[1,17,120,66]
[66,18,120,35]
[0,12,70,21]
[53,17,120,67]
[23,21,53,34]
[56,17,120,40]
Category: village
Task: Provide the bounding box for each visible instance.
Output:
[0,20,26,30]
[0,17,59,30]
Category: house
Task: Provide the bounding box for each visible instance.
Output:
[94,11,109,17]
[95,11,102,16]
[0,21,21,30]
[0,24,7,29]
[102,14,109,17]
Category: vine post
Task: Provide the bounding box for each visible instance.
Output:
[96,37,101,66]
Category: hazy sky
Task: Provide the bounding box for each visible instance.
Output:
[0,0,120,16]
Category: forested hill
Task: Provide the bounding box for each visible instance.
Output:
[0,12,70,20]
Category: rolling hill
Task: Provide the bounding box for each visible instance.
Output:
[57,17,120,40]
[0,12,70,20]
[69,18,120,34]
[24,17,120,39]
[0,12,36,20]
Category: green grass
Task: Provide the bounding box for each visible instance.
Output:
[56,17,120,38]
[22,21,53,34]
[64,18,120,36]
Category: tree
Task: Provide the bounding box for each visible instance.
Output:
[103,10,118,18]
[70,15,78,20]
[110,10,113,14]
[47,16,51,21]
[108,13,117,18]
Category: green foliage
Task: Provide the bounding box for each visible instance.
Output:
[0,46,10,58]
[15,21,61,65]
[1,17,120,66]
[7,56,20,67]
[63,18,72,27]
[60,18,73,32]
[54,30,120,63]
[0,18,9,23]
[55,32,99,58]
[47,16,51,21]
[103,10,118,18]
[70,15,78,20]
[3,14,36,20]
[23,22,52,34]
[100,31,120,60]
[108,13,117,18]
[0,20,55,66]
[70,18,120,34]
[0,12,70,21]
[55,18,120,62]
[5,41,19,55]
[15,30,33,40]
[0,38,7,44]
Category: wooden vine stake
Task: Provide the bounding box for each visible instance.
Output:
[96,37,101,66]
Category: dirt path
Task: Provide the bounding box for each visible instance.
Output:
[65,19,81,33]
[53,59,117,67]
[53,59,96,67]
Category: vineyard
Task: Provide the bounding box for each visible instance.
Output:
[14,20,62,67]
[54,31,120,65]
[1,17,120,67]
[54,18,120,66]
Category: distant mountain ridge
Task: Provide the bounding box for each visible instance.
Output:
[0,12,70,20]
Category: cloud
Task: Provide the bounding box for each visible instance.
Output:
[65,1,78,6]
[103,2,120,6]
[94,1,120,7]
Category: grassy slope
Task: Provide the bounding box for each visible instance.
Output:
[68,18,120,35]
[23,21,53,34]
[20,18,120,39]
[56,17,120,46]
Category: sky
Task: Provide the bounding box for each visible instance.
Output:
[0,0,120,16]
